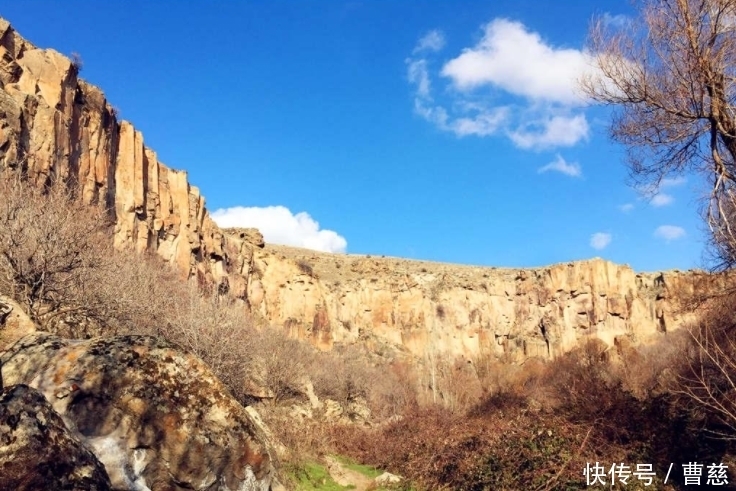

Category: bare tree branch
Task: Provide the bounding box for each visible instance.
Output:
[582,0,736,269]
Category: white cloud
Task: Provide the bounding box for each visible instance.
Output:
[406,18,590,149]
[509,114,589,150]
[407,59,432,98]
[619,203,634,212]
[590,232,612,250]
[602,13,630,28]
[211,206,347,253]
[409,63,510,137]
[650,193,674,207]
[413,30,445,53]
[538,154,581,177]
[654,225,686,242]
[447,107,509,136]
[441,19,590,105]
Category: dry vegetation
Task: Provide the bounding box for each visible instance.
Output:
[330,327,736,490]
[6,172,736,489]
[5,1,736,488]
[0,173,416,483]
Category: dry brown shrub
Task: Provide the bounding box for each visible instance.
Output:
[614,332,689,399]
[256,331,316,403]
[330,404,602,490]
[309,346,418,420]
[675,289,736,439]
[365,360,418,419]
[0,175,111,329]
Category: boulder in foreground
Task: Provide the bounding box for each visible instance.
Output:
[0,384,113,491]
[1,332,278,491]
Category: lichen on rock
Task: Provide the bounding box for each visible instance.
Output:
[1,332,278,491]
[0,384,113,491]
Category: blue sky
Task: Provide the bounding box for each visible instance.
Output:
[1,1,707,272]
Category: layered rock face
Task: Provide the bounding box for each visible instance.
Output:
[247,245,713,361]
[0,18,226,285]
[1,332,277,491]
[0,17,717,364]
[0,384,113,491]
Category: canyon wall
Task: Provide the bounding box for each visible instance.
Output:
[247,245,714,361]
[0,17,716,364]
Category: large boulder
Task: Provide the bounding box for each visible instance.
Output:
[0,384,113,490]
[1,332,278,491]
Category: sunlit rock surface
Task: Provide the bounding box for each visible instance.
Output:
[1,333,276,491]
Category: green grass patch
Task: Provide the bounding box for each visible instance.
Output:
[287,461,356,491]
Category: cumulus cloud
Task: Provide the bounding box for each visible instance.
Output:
[537,154,581,177]
[211,206,347,253]
[650,193,674,207]
[619,203,634,212]
[590,232,612,250]
[654,225,686,242]
[413,29,445,53]
[441,19,589,105]
[406,18,590,149]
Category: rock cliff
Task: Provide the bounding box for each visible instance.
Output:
[0,17,719,364]
[246,245,716,361]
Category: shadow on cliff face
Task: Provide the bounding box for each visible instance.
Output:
[1,332,277,491]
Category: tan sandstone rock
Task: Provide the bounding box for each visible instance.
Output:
[0,295,37,351]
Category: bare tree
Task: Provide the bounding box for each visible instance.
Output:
[581,0,736,269]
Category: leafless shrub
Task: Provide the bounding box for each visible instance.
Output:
[675,290,736,439]
[0,174,190,339]
[366,360,418,419]
[257,332,315,403]
[0,175,112,330]
[541,339,623,419]
[615,332,689,399]
[70,52,83,73]
[311,350,369,407]
[296,259,315,277]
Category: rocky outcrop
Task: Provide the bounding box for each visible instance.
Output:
[0,17,722,364]
[1,332,277,491]
[246,245,717,362]
[0,17,226,285]
[0,384,113,491]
